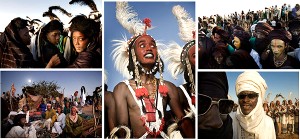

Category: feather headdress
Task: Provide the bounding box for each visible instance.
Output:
[69,0,98,12]
[163,5,195,79]
[112,1,157,79]
[69,0,101,21]
[48,6,72,17]
[42,11,59,21]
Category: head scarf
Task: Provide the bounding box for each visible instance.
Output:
[198,72,228,99]
[255,22,273,36]
[235,71,267,133]
[198,72,233,139]
[268,29,292,43]
[8,111,18,118]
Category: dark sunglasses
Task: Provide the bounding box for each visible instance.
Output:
[237,93,259,99]
[199,94,234,115]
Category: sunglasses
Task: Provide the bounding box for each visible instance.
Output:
[199,94,234,115]
[237,93,259,99]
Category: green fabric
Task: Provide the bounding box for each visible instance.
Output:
[65,114,83,137]
[227,44,235,54]
[64,107,71,115]
[57,35,65,53]
[249,37,256,49]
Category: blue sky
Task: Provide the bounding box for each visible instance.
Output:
[104,2,195,91]
[0,0,102,31]
[1,71,102,98]
[226,71,299,104]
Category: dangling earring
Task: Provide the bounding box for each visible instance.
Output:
[157,54,168,97]
[87,42,91,48]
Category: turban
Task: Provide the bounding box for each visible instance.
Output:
[235,71,267,101]
[47,103,51,106]
[233,30,251,43]
[268,29,292,43]
[198,72,228,99]
[8,111,17,118]
[72,106,78,112]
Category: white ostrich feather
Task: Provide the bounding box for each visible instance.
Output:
[162,42,184,79]
[288,92,292,100]
[264,92,271,103]
[172,5,195,42]
[111,35,132,79]
[104,69,108,84]
[116,1,144,35]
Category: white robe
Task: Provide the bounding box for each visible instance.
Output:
[5,125,36,138]
[52,113,66,134]
[232,112,276,139]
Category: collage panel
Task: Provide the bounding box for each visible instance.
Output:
[198,0,300,69]
[104,1,196,138]
[198,71,299,139]
[1,70,102,138]
[0,0,102,68]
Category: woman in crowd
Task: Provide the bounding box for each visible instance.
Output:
[46,15,101,68]
[1,17,35,68]
[38,20,68,68]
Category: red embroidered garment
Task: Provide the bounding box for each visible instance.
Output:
[191,95,195,105]
[144,98,156,122]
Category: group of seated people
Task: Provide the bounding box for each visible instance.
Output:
[2,102,84,138]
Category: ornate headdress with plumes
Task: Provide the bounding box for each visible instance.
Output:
[163,5,195,92]
[112,1,167,98]
[43,6,72,21]
[69,0,101,21]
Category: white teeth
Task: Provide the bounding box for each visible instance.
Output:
[144,53,153,58]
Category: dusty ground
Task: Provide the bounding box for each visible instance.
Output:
[277,133,299,139]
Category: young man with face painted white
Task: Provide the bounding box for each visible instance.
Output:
[261,29,300,69]
[232,71,276,139]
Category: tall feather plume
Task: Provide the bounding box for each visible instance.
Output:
[264,92,271,103]
[111,35,131,79]
[172,5,195,42]
[48,6,72,17]
[288,92,292,100]
[104,69,108,84]
[69,0,98,12]
[43,11,59,21]
[116,1,144,35]
[162,42,184,79]
[273,93,285,102]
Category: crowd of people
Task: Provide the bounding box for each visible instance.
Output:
[263,97,299,136]
[1,86,102,138]
[199,3,300,69]
[0,1,102,68]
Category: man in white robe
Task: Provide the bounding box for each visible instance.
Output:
[5,113,36,138]
[51,106,66,135]
[232,71,276,139]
